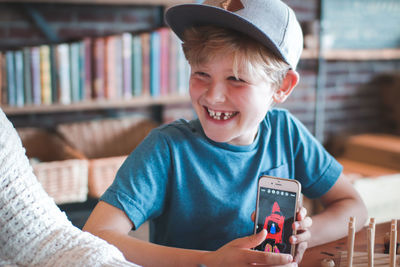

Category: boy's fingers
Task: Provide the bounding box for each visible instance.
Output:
[244,250,293,266]
[294,241,308,263]
[232,229,267,249]
[251,211,255,222]
[293,216,313,231]
[291,229,311,244]
[296,207,307,220]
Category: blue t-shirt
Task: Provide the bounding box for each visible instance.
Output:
[100,108,342,251]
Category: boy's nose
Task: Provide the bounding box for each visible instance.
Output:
[204,83,226,104]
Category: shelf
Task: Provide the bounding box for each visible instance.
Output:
[0,0,196,5]
[301,49,318,60]
[2,95,190,115]
[301,48,400,61]
[323,48,400,61]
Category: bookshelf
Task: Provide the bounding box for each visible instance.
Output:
[2,95,190,115]
[0,0,196,121]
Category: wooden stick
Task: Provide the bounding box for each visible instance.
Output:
[367,218,375,267]
[347,217,356,267]
[389,219,397,267]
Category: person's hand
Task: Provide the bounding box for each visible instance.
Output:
[201,229,297,267]
[290,206,312,263]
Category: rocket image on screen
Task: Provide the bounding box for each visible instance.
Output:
[254,186,296,254]
[262,201,285,253]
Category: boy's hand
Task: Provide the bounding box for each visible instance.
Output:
[250,207,312,264]
[201,229,297,267]
[290,207,312,263]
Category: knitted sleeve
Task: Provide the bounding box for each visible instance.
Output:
[0,109,139,267]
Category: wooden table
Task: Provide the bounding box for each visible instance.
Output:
[300,221,400,267]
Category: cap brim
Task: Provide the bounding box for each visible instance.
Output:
[165,4,286,64]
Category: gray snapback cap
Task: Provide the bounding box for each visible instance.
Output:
[165,0,303,69]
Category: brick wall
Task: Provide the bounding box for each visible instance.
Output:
[1,1,399,146]
[0,3,161,50]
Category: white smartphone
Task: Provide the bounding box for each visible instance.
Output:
[253,175,301,256]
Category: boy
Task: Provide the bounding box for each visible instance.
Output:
[83,0,367,266]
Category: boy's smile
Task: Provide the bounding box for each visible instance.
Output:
[189,55,276,146]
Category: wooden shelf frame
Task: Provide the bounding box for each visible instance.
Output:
[301,48,400,61]
[1,95,191,115]
[0,0,196,5]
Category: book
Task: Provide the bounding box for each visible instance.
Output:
[40,45,52,105]
[132,34,142,97]
[92,37,105,99]
[56,43,71,105]
[122,32,133,99]
[177,41,190,95]
[150,30,161,97]
[0,52,2,104]
[114,35,123,99]
[78,41,85,101]
[50,45,58,103]
[159,28,170,96]
[70,42,81,103]
[14,50,25,107]
[105,35,117,99]
[23,48,32,105]
[5,51,16,106]
[168,31,179,95]
[83,38,92,101]
[30,46,41,105]
[141,32,150,97]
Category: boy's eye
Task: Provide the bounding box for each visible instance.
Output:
[228,76,246,83]
[194,71,209,77]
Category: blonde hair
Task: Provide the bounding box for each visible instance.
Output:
[182,26,290,88]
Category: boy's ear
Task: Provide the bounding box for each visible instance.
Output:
[273,70,299,103]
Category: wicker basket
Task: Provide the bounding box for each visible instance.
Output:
[57,116,158,198]
[17,128,89,204]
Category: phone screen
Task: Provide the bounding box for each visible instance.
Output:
[254,186,297,254]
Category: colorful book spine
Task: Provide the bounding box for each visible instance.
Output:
[159,28,170,96]
[177,41,190,95]
[30,47,41,105]
[141,32,150,97]
[40,45,52,105]
[114,35,123,99]
[78,41,86,101]
[83,38,92,101]
[122,33,133,99]
[69,42,80,102]
[150,31,160,97]
[0,52,3,104]
[14,50,25,107]
[23,48,32,105]
[50,45,58,103]
[5,51,16,106]
[105,36,117,99]
[168,31,179,95]
[132,34,142,97]
[56,43,71,105]
[92,37,105,99]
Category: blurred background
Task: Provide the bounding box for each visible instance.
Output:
[0,0,399,236]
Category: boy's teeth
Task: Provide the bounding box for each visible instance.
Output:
[207,108,236,120]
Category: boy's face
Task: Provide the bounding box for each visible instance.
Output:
[189,54,276,146]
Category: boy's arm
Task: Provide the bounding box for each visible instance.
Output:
[307,173,368,247]
[83,201,295,267]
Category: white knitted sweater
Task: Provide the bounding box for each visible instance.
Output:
[0,109,139,267]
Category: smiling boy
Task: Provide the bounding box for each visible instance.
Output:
[83,1,367,266]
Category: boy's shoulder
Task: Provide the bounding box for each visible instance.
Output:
[266,108,293,120]
[154,118,199,136]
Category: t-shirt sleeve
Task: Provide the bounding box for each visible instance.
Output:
[283,111,342,199]
[100,128,171,229]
